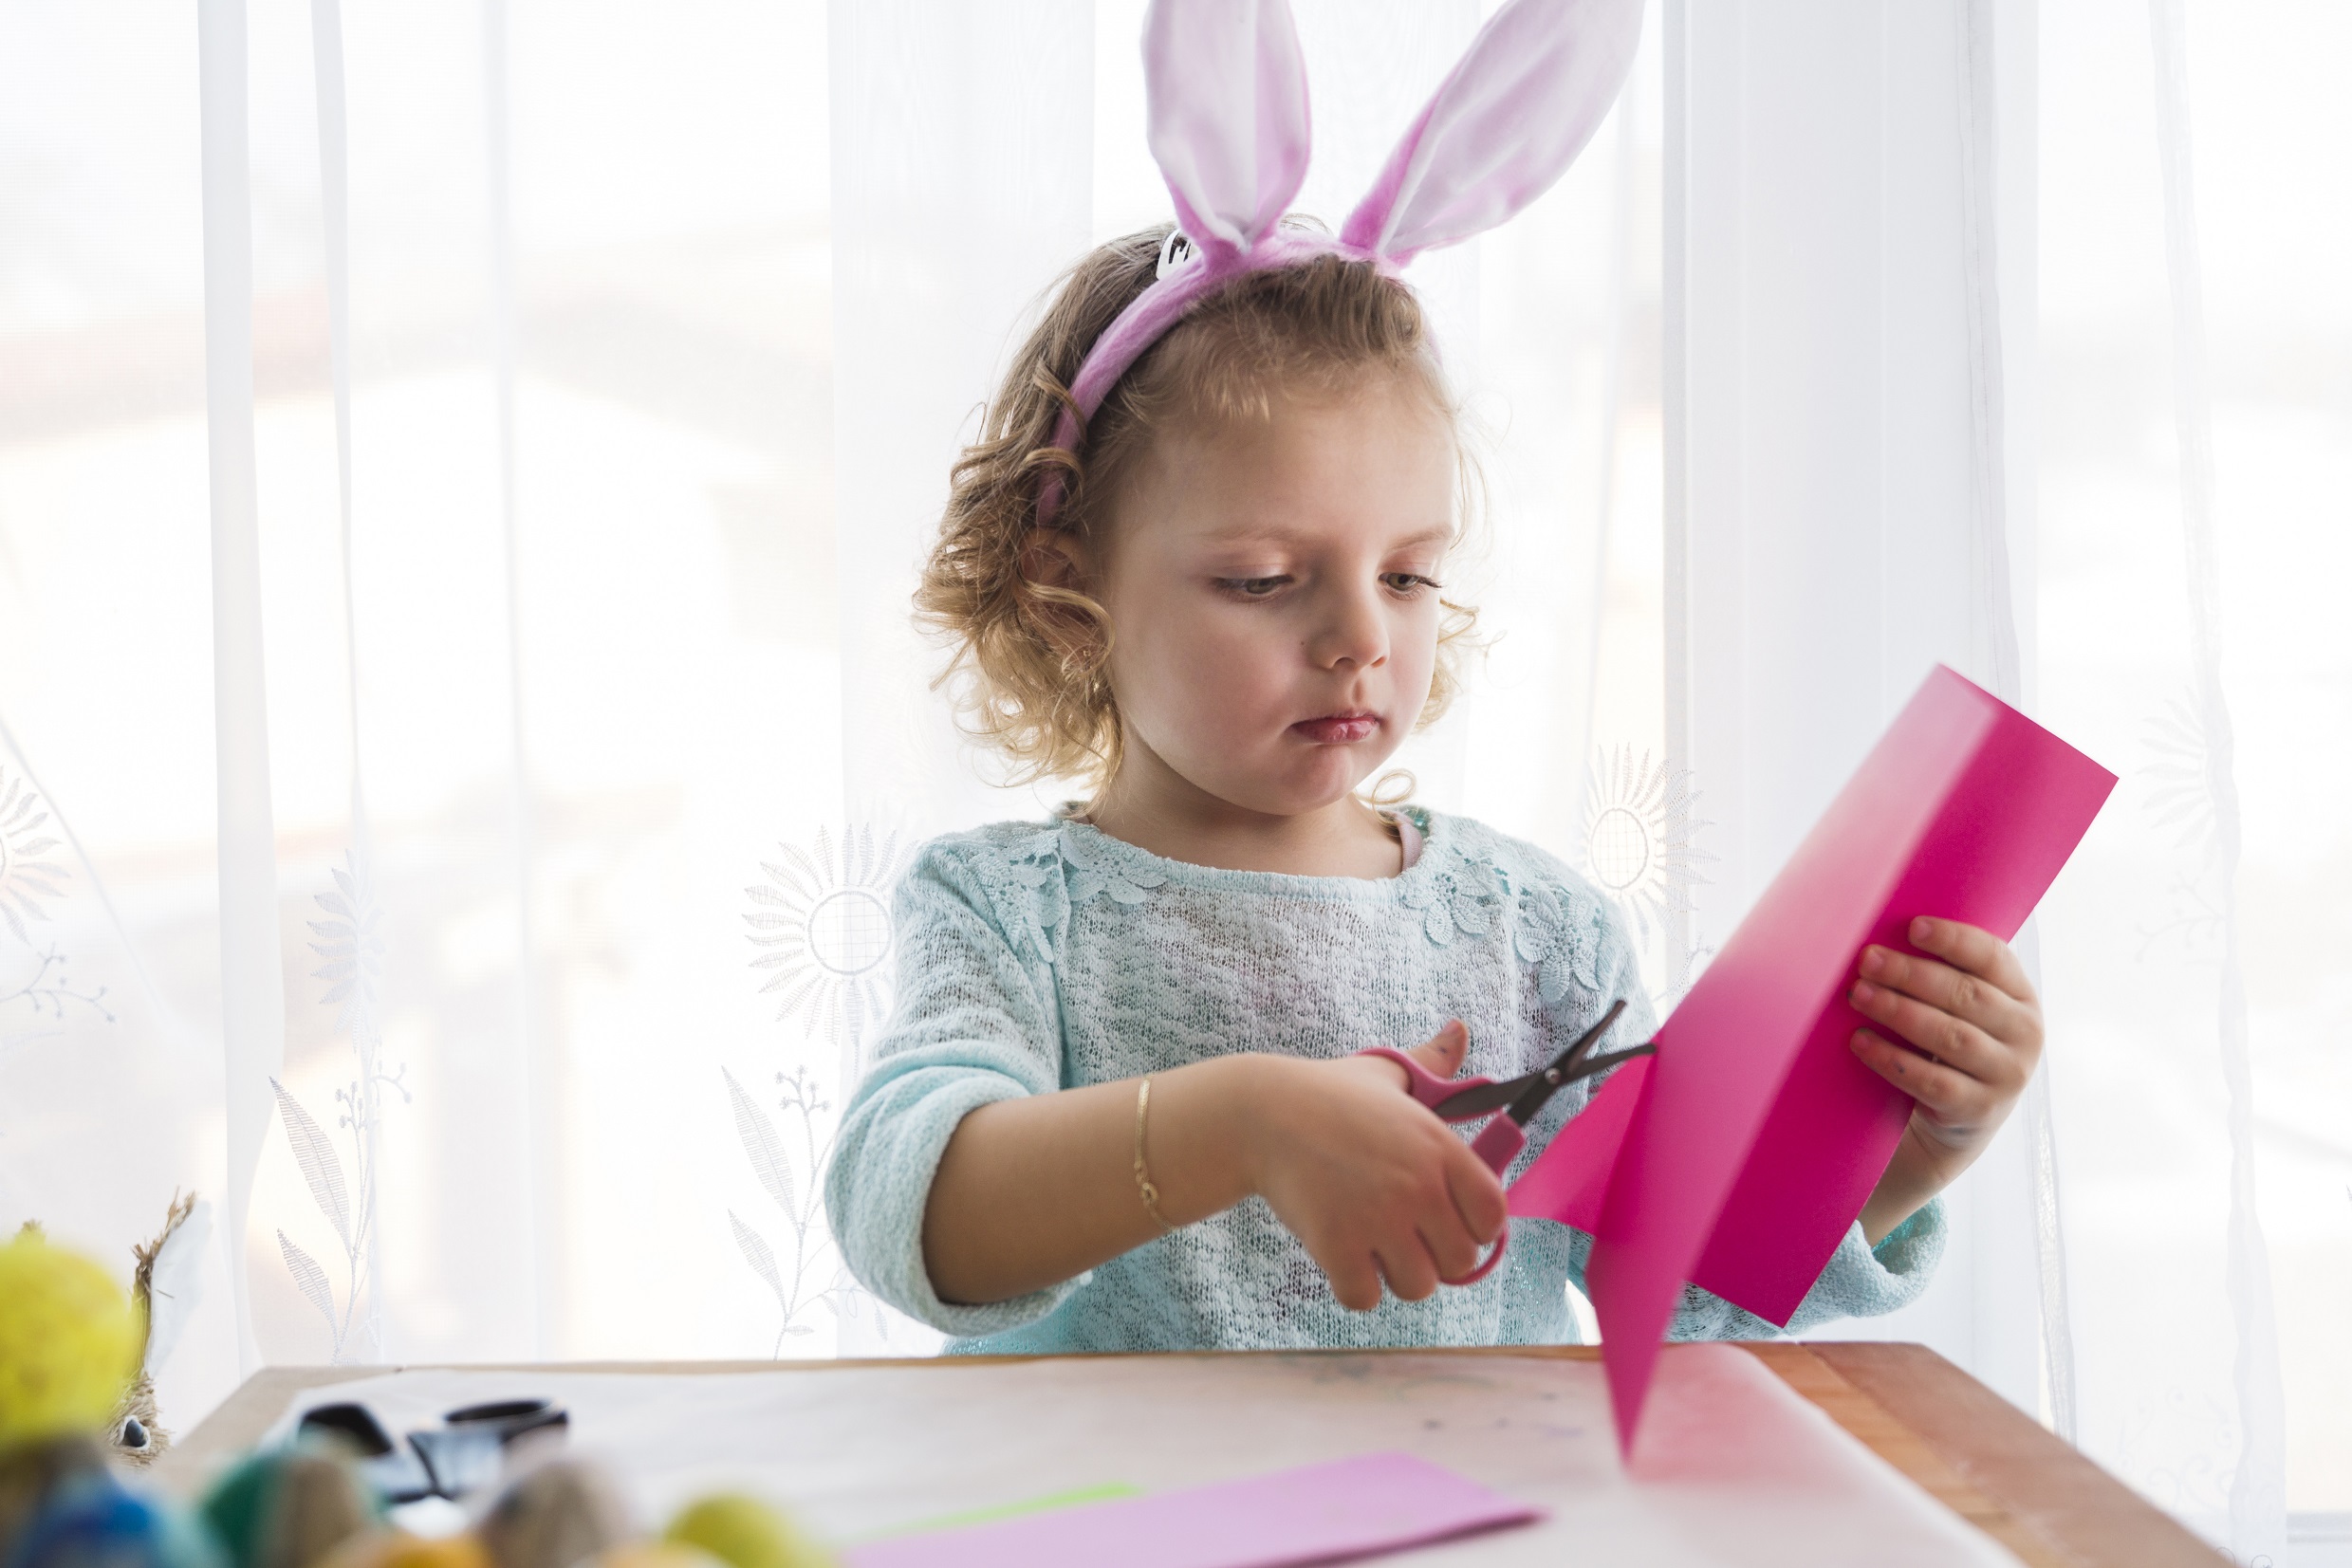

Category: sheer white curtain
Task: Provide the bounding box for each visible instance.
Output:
[1664,1,2349,1560]
[2033,1,2350,1558]
[3,1,2343,1559]
[0,0,1655,1389]
[1665,0,2051,1427]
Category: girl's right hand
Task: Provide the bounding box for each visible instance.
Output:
[1242,1021,1509,1310]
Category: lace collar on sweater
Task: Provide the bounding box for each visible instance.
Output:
[988,808,1612,1006]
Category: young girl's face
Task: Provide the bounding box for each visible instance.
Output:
[1090,378,1455,819]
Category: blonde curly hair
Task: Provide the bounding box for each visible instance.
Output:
[915,222,1479,790]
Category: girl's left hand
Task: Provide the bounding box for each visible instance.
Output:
[1846,916,2044,1244]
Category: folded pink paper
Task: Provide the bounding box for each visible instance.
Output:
[1508,666,2116,1451]
[840,1451,1541,1568]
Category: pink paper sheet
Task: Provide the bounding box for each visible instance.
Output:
[838,1451,1541,1568]
[1508,666,2116,1450]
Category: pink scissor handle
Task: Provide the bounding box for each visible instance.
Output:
[1446,1118,1524,1284]
[1355,1044,1500,1114]
[1356,1046,1522,1286]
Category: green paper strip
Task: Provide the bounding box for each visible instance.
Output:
[862,1482,1143,1541]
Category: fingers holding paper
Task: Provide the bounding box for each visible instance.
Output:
[1848,917,2043,1133]
[1848,917,2046,1243]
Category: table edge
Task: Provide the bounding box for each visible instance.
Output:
[1803,1342,2219,1568]
[150,1342,2208,1568]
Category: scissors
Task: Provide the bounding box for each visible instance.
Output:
[298,1396,567,1502]
[1357,998,1652,1284]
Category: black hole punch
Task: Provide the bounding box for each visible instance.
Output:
[445,1399,546,1425]
[444,1398,568,1446]
[297,1402,396,1458]
[408,1427,506,1501]
[302,1402,439,1503]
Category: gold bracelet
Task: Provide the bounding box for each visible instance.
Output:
[1133,1078,1174,1232]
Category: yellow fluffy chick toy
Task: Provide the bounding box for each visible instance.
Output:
[0,1226,142,1454]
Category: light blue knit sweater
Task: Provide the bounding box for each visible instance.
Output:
[824,808,1943,1353]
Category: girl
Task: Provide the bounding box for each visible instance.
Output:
[824,0,2045,1355]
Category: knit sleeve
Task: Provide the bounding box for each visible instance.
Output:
[823,835,1079,1337]
[1776,1198,1947,1331]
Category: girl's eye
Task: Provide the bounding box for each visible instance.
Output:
[1219,576,1290,598]
[1382,573,1440,595]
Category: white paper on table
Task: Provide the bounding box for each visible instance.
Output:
[267,1344,2020,1567]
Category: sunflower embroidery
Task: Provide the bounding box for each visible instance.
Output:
[0,767,109,1025]
[0,770,65,945]
[1580,746,1713,951]
[745,825,911,1060]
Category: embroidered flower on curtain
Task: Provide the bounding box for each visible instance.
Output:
[733,823,913,1355]
[745,825,910,1064]
[2135,693,2225,963]
[0,768,110,1026]
[1579,746,1713,951]
[0,770,65,941]
[722,1064,875,1354]
[273,844,408,1364]
[2140,692,2216,853]
[310,851,387,1047]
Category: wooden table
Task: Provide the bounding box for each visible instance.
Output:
[155,1343,2213,1568]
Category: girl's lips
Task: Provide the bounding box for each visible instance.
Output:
[1290,712,1380,745]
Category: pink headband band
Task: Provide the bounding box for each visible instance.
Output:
[1035,0,1644,526]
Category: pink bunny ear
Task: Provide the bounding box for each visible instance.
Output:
[1143,0,1312,259]
[1341,0,1643,265]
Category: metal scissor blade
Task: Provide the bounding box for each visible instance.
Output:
[1425,1077,1528,1119]
[1422,999,1645,1122]
[1500,998,1631,1129]
[1561,1041,1657,1084]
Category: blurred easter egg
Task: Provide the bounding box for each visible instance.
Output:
[0,1235,140,1452]
[4,1471,222,1568]
[0,1436,107,1564]
[321,1534,488,1568]
[201,1450,381,1568]
[585,1545,720,1568]
[476,1464,627,1568]
[663,1497,832,1568]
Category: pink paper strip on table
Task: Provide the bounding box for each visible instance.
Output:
[1507,666,2116,1451]
[839,1451,1542,1568]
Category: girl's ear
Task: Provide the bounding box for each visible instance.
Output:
[1020,526,1093,595]
[1018,527,1113,670]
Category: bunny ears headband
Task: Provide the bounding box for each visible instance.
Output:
[1035,0,1644,526]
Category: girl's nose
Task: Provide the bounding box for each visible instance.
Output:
[1307,581,1389,671]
